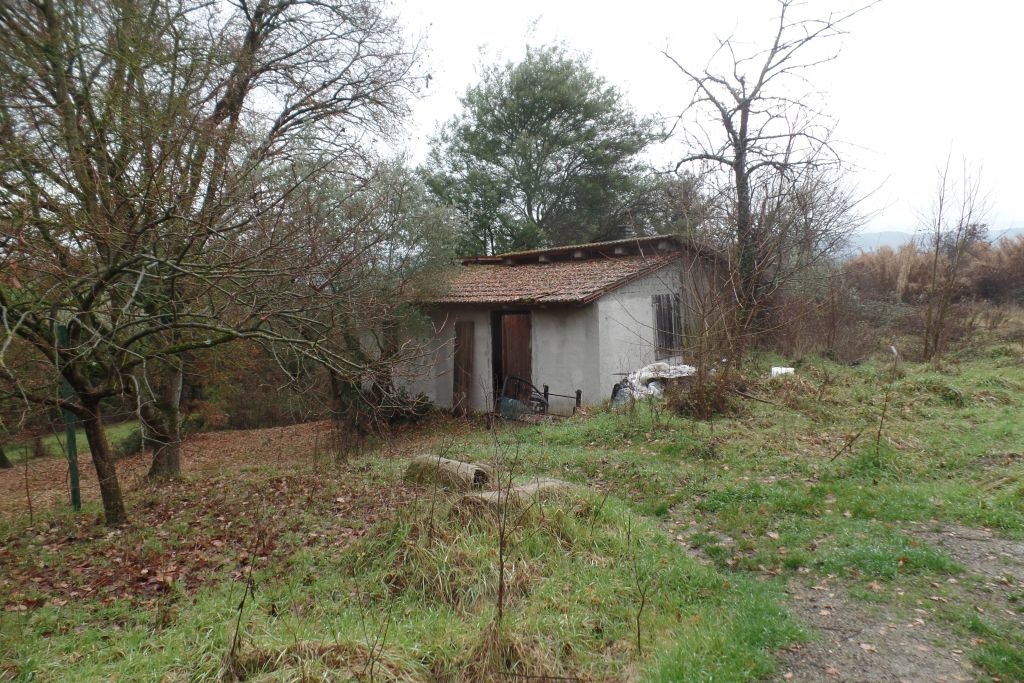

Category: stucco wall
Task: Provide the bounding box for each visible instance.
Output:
[402,305,599,412]
[595,262,688,396]
[529,306,600,410]
[399,308,494,412]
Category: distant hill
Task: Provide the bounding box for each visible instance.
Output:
[992,227,1024,242]
[846,227,1024,254]
[847,231,913,252]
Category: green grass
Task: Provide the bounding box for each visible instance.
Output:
[453,345,1024,679]
[0,480,801,681]
[2,338,1023,680]
[2,420,139,464]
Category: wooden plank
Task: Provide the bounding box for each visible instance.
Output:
[500,313,531,401]
[653,293,682,359]
[453,320,474,416]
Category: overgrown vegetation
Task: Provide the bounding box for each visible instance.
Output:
[4,319,1021,680]
[1,424,801,682]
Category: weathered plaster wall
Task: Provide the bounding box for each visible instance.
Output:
[399,307,493,412]
[595,262,687,395]
[530,305,600,409]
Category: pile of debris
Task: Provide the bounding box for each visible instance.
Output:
[611,361,698,406]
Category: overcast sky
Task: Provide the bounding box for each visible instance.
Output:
[396,0,1024,235]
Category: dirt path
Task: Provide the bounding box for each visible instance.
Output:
[911,522,1024,586]
[666,516,1024,682]
[775,579,977,682]
[775,523,1024,682]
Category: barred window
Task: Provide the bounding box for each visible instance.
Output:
[652,293,682,359]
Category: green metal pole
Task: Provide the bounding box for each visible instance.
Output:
[56,324,81,512]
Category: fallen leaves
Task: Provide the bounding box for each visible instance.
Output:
[1,421,421,613]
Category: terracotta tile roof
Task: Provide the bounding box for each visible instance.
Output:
[428,253,681,306]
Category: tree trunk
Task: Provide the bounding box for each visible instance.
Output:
[146,422,181,480]
[144,360,184,480]
[328,368,369,456]
[81,400,127,525]
[0,445,12,469]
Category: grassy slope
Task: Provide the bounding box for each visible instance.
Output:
[1,335,1022,681]
[3,420,139,465]
[502,336,1022,681]
[0,431,800,682]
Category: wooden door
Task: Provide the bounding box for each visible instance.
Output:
[495,312,532,401]
[453,320,474,417]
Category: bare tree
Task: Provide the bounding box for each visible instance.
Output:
[0,0,420,524]
[919,157,988,361]
[278,160,459,451]
[665,0,871,343]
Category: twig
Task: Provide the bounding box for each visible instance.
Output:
[223,502,267,680]
[626,520,650,656]
[499,674,584,681]
[875,347,899,451]
[829,427,866,462]
[23,447,33,524]
[360,594,396,681]
[732,388,812,419]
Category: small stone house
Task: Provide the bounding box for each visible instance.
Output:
[404,235,720,415]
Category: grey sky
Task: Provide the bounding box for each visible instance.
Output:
[397,0,1023,234]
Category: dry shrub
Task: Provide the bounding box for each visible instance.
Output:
[224,641,400,682]
[664,373,742,420]
[189,399,230,431]
[979,304,1010,332]
[843,244,931,302]
[846,236,1024,307]
[938,301,982,345]
[829,320,887,364]
[761,279,896,364]
[1000,308,1024,343]
[964,236,1024,303]
[456,621,562,683]
[763,374,821,411]
[186,341,326,431]
[838,238,1024,360]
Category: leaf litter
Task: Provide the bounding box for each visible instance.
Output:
[0,421,425,612]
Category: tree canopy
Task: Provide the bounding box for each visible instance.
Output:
[425,45,661,255]
[0,0,422,523]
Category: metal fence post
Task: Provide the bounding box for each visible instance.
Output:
[56,324,81,512]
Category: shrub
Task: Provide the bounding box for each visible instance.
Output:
[112,427,144,460]
[664,374,741,420]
